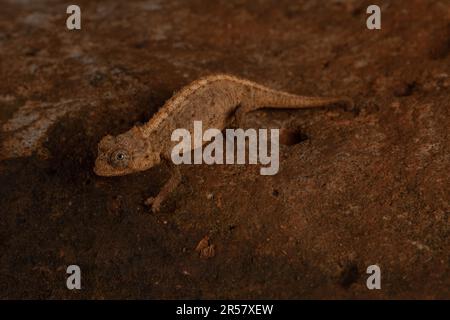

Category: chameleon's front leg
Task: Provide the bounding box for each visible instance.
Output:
[145,164,181,213]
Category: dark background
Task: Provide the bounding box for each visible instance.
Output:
[0,0,449,299]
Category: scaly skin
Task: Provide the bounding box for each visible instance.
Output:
[94,74,352,212]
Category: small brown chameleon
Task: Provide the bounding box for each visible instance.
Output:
[94,74,352,212]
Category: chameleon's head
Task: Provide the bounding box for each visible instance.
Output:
[94,126,160,176]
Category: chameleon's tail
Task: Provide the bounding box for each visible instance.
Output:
[248,87,353,111]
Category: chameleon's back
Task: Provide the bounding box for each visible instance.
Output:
[140,74,351,158]
[144,76,245,156]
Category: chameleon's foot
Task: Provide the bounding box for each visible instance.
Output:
[144,196,161,213]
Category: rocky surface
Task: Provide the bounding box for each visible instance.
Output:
[0,0,448,298]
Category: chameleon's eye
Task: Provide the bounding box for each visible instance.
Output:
[109,149,129,168]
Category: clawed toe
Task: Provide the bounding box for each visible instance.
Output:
[145,197,161,213]
[151,202,161,213]
[144,197,155,206]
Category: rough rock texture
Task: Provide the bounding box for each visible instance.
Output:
[0,0,449,299]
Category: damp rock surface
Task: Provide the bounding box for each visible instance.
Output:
[0,0,449,299]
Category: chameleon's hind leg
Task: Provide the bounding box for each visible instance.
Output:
[145,159,181,213]
[233,103,253,127]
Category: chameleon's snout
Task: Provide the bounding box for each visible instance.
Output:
[94,134,126,176]
[93,155,110,176]
[93,157,128,176]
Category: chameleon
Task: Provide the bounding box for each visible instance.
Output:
[94,74,353,212]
